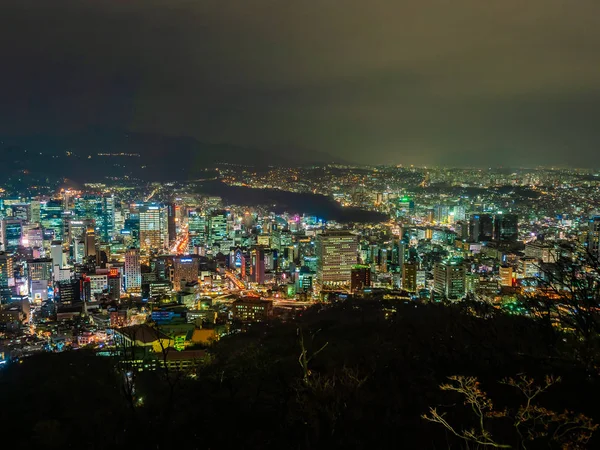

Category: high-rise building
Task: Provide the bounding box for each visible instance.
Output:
[124,248,142,291]
[107,269,122,300]
[65,219,95,248]
[351,265,371,292]
[587,215,600,257]
[0,252,14,302]
[40,200,64,240]
[378,248,388,273]
[123,214,140,248]
[167,203,177,246]
[469,214,494,242]
[85,225,97,259]
[25,227,44,250]
[499,265,514,287]
[494,214,519,242]
[209,210,228,244]
[0,218,23,253]
[74,195,115,242]
[452,205,467,222]
[27,259,53,282]
[465,272,479,294]
[51,241,65,272]
[397,196,415,216]
[55,280,80,304]
[433,259,466,300]
[73,239,85,264]
[391,239,406,268]
[524,242,558,263]
[9,203,32,223]
[251,246,266,285]
[30,201,41,224]
[138,204,169,253]
[434,205,450,224]
[402,262,417,292]
[316,231,358,292]
[172,256,200,291]
[188,210,208,251]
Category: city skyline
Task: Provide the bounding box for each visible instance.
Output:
[2,3,600,448]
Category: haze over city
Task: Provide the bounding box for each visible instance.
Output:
[2,0,600,166]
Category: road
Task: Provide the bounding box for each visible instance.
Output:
[223,269,246,290]
[171,225,189,254]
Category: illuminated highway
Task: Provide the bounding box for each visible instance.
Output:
[223,269,246,290]
[171,225,189,255]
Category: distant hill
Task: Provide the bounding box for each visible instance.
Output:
[0,129,344,183]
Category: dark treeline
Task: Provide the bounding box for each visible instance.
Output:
[1,299,599,449]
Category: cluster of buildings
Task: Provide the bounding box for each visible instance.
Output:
[1,164,599,367]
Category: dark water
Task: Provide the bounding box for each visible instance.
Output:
[194,181,388,223]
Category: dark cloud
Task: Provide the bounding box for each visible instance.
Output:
[1,0,599,166]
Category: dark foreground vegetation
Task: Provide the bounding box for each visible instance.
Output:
[1,300,599,449]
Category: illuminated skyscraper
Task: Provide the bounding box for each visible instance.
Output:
[74,195,115,242]
[251,246,266,285]
[209,210,228,244]
[0,252,14,301]
[27,259,53,282]
[138,204,169,253]
[316,231,358,292]
[0,218,23,253]
[173,255,200,290]
[40,200,64,240]
[434,204,450,224]
[397,196,415,216]
[167,203,177,246]
[124,248,142,291]
[85,225,96,259]
[30,201,41,224]
[123,214,140,248]
[499,265,514,287]
[434,259,466,300]
[66,218,95,247]
[188,210,208,251]
[9,203,32,223]
[51,241,66,272]
[402,262,417,292]
[587,215,600,257]
[452,205,467,222]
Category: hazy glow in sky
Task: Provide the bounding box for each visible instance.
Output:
[1,0,599,166]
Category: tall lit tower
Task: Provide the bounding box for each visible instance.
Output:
[188,210,208,251]
[74,195,115,242]
[124,248,142,291]
[587,214,600,257]
[316,231,358,293]
[0,252,14,302]
[209,210,228,244]
[433,259,466,300]
[139,204,169,253]
[251,246,266,285]
[0,218,23,253]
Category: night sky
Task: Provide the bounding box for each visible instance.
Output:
[2,1,600,167]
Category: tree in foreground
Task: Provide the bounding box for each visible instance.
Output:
[423,374,598,449]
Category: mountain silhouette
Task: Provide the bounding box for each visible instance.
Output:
[0,129,344,183]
